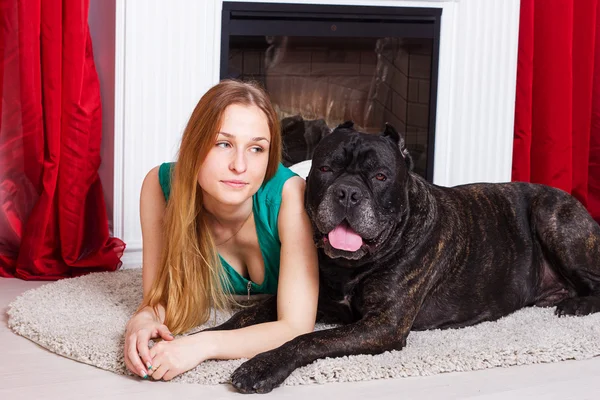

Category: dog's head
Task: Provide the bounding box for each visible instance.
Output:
[305,121,413,264]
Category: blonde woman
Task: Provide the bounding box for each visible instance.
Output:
[123,80,319,381]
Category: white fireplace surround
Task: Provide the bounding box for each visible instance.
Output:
[89,0,520,267]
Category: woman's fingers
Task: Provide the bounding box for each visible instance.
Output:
[136,332,154,372]
[124,354,146,379]
[123,351,135,375]
[162,368,178,381]
[149,361,169,380]
[127,334,148,378]
[156,325,174,341]
[148,345,166,380]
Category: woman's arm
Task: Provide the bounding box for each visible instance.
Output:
[201,176,319,359]
[131,165,168,322]
[139,165,167,307]
[124,166,173,378]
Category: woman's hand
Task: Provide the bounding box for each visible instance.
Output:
[147,333,212,381]
[124,309,174,379]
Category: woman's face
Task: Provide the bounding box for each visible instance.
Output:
[198,104,271,208]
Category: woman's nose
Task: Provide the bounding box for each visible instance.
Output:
[229,149,247,173]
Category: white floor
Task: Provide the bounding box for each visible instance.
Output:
[1,277,599,400]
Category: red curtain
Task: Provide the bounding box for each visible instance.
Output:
[0,0,125,279]
[513,0,600,222]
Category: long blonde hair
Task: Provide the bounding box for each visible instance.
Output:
[138,80,281,334]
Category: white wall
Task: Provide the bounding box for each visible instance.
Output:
[96,0,520,267]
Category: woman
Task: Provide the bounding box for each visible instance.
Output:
[123,80,319,381]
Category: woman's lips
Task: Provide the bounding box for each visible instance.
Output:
[221,180,248,189]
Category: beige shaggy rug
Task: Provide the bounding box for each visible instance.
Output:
[6,269,600,386]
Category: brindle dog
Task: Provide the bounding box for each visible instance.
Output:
[207,122,600,393]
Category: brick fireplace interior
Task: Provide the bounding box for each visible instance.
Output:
[222,2,440,181]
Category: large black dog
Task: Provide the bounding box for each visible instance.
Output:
[209,122,600,393]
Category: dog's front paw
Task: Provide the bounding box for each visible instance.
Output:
[230,352,292,394]
[556,296,600,316]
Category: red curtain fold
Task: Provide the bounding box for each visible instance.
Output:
[590,3,600,221]
[0,0,125,279]
[512,0,535,183]
[513,0,600,222]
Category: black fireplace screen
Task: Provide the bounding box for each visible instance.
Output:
[221,2,441,181]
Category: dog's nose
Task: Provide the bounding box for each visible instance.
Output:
[336,184,363,206]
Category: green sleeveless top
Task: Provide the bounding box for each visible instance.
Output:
[158,162,297,296]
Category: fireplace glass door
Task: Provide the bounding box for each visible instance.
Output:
[221,2,441,181]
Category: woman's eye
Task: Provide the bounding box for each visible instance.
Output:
[216,142,231,149]
[375,173,387,181]
[250,146,264,153]
[319,166,332,172]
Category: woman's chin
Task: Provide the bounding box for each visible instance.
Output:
[215,188,256,205]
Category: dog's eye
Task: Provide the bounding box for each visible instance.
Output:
[319,166,332,173]
[375,173,387,181]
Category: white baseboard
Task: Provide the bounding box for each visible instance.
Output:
[119,244,142,269]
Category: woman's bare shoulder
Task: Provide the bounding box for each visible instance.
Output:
[140,165,166,207]
[281,175,306,200]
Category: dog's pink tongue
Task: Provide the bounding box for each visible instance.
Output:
[328,222,363,252]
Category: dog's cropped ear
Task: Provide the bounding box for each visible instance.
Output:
[382,123,414,171]
[334,120,354,131]
[382,122,401,144]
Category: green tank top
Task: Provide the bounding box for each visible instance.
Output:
[158,162,297,296]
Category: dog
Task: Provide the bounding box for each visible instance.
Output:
[208,121,600,393]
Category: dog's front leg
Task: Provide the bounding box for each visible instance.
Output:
[229,262,435,394]
[194,295,278,334]
[230,310,411,394]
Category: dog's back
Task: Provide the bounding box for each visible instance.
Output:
[411,178,600,329]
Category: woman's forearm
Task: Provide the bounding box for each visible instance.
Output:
[201,321,309,360]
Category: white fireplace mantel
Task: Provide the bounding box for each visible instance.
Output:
[92,0,520,267]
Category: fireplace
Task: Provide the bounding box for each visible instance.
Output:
[220,2,441,182]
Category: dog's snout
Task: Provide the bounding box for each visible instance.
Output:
[336,184,363,206]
